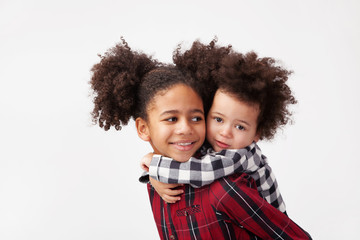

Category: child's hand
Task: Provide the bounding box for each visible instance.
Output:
[140,152,154,172]
[149,177,184,204]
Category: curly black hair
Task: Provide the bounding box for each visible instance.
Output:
[90,38,205,131]
[90,38,294,137]
[173,38,232,113]
[215,51,297,140]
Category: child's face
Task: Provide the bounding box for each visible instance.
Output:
[138,84,206,162]
[206,89,260,152]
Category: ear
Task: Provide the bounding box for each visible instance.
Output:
[254,131,261,143]
[135,117,151,142]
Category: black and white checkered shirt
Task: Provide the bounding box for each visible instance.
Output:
[148,142,286,213]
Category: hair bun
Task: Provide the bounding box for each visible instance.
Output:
[90,38,158,130]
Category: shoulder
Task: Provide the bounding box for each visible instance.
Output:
[213,172,256,187]
[209,173,258,201]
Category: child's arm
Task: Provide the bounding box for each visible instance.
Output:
[149,143,287,213]
[140,152,184,204]
[149,177,184,203]
[149,142,262,188]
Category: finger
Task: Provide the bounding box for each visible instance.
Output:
[161,183,184,189]
[164,188,184,196]
[140,163,149,172]
[162,194,181,203]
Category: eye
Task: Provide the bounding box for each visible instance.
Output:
[191,116,203,122]
[214,117,223,123]
[166,117,177,122]
[235,125,245,131]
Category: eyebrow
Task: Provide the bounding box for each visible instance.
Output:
[160,109,204,116]
[211,111,251,127]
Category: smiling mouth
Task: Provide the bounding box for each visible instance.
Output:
[177,142,193,146]
[171,141,197,151]
[215,140,230,149]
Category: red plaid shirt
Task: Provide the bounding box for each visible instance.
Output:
[147,173,311,240]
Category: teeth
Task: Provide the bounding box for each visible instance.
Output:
[177,142,192,146]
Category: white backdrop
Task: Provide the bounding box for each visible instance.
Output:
[1,0,359,239]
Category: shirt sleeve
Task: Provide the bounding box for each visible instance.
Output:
[138,171,150,184]
[212,173,312,240]
[148,142,263,188]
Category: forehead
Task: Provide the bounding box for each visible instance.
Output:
[211,90,260,120]
[148,84,204,114]
[214,89,259,109]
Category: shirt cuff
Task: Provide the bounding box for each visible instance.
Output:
[138,171,149,184]
[149,154,162,181]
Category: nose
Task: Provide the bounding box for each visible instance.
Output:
[219,124,232,138]
[175,119,192,135]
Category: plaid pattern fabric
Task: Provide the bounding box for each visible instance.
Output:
[148,173,312,240]
[149,142,286,213]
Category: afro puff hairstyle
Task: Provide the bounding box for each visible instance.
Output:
[173,38,232,113]
[90,38,208,131]
[215,51,297,140]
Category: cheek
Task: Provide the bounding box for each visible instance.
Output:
[149,124,169,143]
[158,126,172,140]
[196,123,206,140]
[206,121,217,137]
[233,133,245,144]
[232,132,253,148]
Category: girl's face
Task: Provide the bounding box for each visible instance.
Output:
[137,84,205,162]
[206,89,260,152]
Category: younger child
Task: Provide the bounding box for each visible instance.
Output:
[141,43,296,215]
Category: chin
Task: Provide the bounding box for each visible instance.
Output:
[213,148,222,152]
[174,154,193,163]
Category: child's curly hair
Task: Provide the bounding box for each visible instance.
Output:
[215,52,297,140]
[90,38,158,130]
[173,38,232,113]
[90,37,294,138]
[90,38,205,131]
